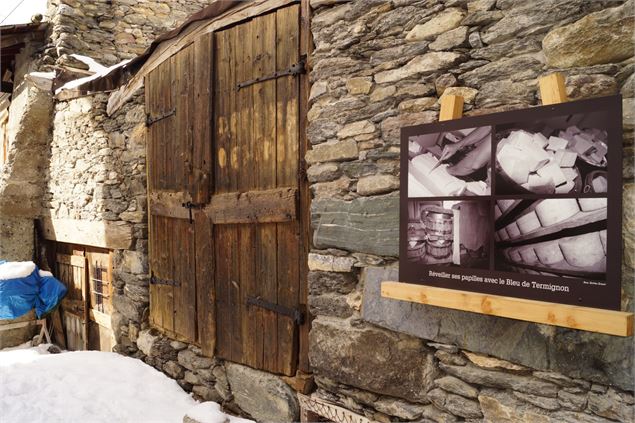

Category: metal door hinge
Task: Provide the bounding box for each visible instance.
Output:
[246,296,305,325]
[237,55,307,91]
[146,108,176,126]
[182,201,204,223]
[150,273,179,287]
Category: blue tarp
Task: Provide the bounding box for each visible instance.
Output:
[0,263,67,320]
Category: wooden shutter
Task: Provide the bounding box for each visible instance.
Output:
[56,253,88,350]
[211,5,302,375]
[146,34,213,344]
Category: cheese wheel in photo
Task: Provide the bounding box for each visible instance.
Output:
[494,205,502,220]
[497,228,509,241]
[535,241,565,265]
[559,232,605,268]
[519,247,539,263]
[516,211,541,234]
[505,222,521,239]
[577,198,606,212]
[535,199,580,226]
[497,199,515,212]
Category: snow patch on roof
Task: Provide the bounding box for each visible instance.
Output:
[70,54,107,74]
[55,59,130,94]
[0,261,36,281]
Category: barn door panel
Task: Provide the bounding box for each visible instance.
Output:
[212,5,302,376]
[56,252,88,351]
[146,36,213,343]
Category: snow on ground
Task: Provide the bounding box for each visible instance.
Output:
[0,344,251,423]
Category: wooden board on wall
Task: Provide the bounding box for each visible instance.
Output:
[39,218,133,250]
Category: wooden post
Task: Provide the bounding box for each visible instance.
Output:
[539,72,568,105]
[439,94,464,121]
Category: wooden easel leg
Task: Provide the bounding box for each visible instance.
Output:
[539,72,568,105]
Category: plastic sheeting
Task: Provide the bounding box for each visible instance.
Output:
[0,262,67,320]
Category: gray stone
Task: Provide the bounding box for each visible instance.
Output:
[225,362,299,422]
[309,317,437,403]
[356,174,399,196]
[440,87,479,104]
[565,74,617,101]
[311,193,399,256]
[543,1,635,68]
[468,31,483,49]
[305,140,359,164]
[162,360,185,379]
[308,253,356,272]
[308,270,358,295]
[482,0,602,45]
[459,55,543,88]
[380,111,438,145]
[435,73,458,96]
[471,37,542,61]
[307,163,341,183]
[406,8,466,41]
[372,397,429,420]
[375,52,464,84]
[309,293,355,318]
[346,77,373,95]
[435,376,479,399]
[427,388,483,419]
[513,391,560,411]
[192,385,223,403]
[461,10,503,26]
[177,349,214,371]
[587,388,635,422]
[397,97,438,113]
[418,404,458,423]
[429,26,469,51]
[184,371,201,385]
[440,363,559,397]
[557,390,587,411]
[337,120,376,139]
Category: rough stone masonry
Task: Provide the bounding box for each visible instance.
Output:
[4,0,633,422]
[307,0,634,422]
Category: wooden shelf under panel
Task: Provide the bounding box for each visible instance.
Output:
[381,281,633,337]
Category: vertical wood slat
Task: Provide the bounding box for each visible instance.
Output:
[213,27,235,361]
[196,211,215,355]
[275,4,301,375]
[298,0,312,374]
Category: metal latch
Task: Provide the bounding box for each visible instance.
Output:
[146,108,176,126]
[150,273,180,287]
[182,201,204,223]
[246,296,305,325]
[237,55,307,91]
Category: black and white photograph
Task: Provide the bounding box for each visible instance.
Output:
[408,126,491,197]
[495,111,610,195]
[407,199,490,270]
[494,198,607,279]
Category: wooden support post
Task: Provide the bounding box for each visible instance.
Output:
[439,94,464,121]
[539,72,568,105]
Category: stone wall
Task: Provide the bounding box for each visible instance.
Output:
[307,0,634,422]
[46,0,212,67]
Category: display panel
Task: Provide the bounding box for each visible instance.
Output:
[400,96,622,310]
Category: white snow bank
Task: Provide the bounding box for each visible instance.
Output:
[0,261,36,281]
[70,54,107,74]
[185,402,253,423]
[0,345,202,422]
[55,59,130,94]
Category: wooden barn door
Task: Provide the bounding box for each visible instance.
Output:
[146,34,213,344]
[211,4,303,375]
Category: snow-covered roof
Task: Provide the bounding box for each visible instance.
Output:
[0,0,48,26]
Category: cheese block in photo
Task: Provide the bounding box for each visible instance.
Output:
[516,211,541,234]
[519,247,539,264]
[535,198,580,226]
[494,205,502,220]
[537,162,567,187]
[505,222,521,239]
[498,144,530,184]
[497,228,509,241]
[528,173,555,194]
[562,167,577,182]
[577,198,606,212]
[533,132,549,149]
[572,135,594,154]
[554,150,577,167]
[408,171,435,197]
[508,249,522,263]
[535,241,565,265]
[547,136,569,151]
[559,232,605,268]
[497,199,516,212]
[554,179,575,194]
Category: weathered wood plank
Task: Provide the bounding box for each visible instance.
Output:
[381,282,634,337]
[192,33,213,204]
[106,0,299,115]
[173,219,197,341]
[196,211,215,355]
[40,218,133,250]
[275,3,301,376]
[149,190,191,220]
[204,187,297,224]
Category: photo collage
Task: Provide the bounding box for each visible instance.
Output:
[401,96,621,308]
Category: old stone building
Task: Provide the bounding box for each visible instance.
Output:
[0,0,634,422]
